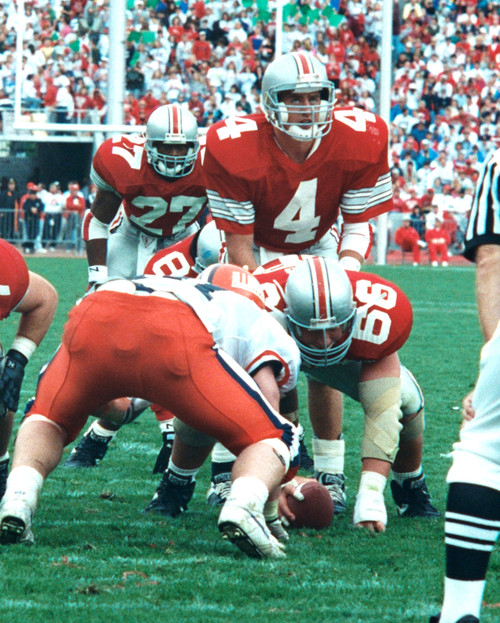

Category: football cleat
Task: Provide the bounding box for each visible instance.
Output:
[152,429,175,474]
[63,431,111,468]
[429,616,479,623]
[0,498,34,545]
[315,471,347,513]
[0,458,9,502]
[265,515,289,543]
[206,472,232,506]
[218,501,286,559]
[144,470,195,517]
[390,474,441,518]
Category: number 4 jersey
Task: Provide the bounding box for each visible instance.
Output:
[203,109,392,253]
[253,255,413,363]
[91,134,208,237]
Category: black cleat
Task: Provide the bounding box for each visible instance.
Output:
[206,472,232,506]
[315,471,347,513]
[64,432,111,468]
[391,474,441,518]
[144,470,195,517]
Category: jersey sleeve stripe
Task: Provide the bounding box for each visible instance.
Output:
[207,189,255,225]
[90,167,117,193]
[340,172,392,214]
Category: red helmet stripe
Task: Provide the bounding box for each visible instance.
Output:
[291,52,315,76]
[170,104,180,134]
[309,257,331,320]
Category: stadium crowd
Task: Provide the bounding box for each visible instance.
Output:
[0,0,499,254]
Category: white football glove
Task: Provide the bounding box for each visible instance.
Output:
[353,489,387,527]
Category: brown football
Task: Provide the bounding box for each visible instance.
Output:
[285,480,334,529]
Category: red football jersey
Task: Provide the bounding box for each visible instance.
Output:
[91,134,208,237]
[203,109,392,253]
[0,239,30,320]
[253,255,412,362]
[143,231,197,277]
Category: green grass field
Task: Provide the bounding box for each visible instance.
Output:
[1,258,497,623]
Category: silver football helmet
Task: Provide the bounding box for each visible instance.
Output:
[145,104,200,178]
[262,52,335,141]
[284,256,356,366]
[193,220,225,274]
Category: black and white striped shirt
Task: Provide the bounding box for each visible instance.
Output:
[464,149,500,262]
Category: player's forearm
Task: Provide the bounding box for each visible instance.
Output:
[475,244,500,341]
[225,232,258,271]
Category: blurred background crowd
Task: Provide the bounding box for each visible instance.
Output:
[0,0,499,257]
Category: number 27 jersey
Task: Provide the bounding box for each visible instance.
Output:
[91,134,208,237]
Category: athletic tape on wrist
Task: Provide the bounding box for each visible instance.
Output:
[10,336,37,361]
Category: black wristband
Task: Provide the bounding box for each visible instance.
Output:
[6,349,28,368]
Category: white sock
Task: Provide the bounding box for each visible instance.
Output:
[167,460,199,481]
[229,476,269,509]
[4,466,44,512]
[159,419,174,434]
[212,442,237,463]
[440,577,484,622]
[88,421,116,440]
[0,452,9,463]
[392,466,423,485]
[313,437,345,474]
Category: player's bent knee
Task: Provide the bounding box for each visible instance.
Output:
[260,438,291,471]
[174,417,216,447]
[359,377,403,462]
[399,408,424,442]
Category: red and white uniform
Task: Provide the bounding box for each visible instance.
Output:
[90,134,208,276]
[26,276,300,472]
[253,254,421,412]
[0,239,29,321]
[204,109,391,258]
[254,254,412,361]
[143,231,198,278]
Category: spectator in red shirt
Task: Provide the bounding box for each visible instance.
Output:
[425,217,451,267]
[188,91,205,123]
[192,31,212,63]
[394,217,422,265]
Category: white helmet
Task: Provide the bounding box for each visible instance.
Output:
[284,256,356,366]
[193,220,225,274]
[262,52,335,141]
[145,104,200,178]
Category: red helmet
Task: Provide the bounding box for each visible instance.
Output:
[196,263,265,309]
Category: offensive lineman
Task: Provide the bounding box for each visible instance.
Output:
[0,270,300,559]
[208,255,439,531]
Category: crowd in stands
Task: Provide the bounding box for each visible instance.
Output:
[0,0,499,256]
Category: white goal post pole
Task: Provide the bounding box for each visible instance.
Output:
[376,0,393,265]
